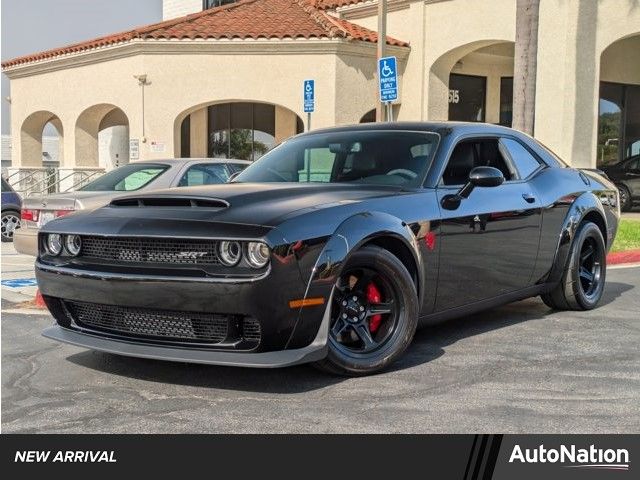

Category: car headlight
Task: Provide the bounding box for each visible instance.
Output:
[245,242,270,268]
[218,240,241,266]
[46,233,63,256]
[65,234,82,256]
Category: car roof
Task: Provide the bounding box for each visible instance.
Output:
[298,121,519,137]
[135,158,251,165]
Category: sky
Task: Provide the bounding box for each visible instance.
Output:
[1,0,163,134]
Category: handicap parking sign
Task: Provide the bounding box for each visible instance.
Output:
[303,79,315,113]
[378,56,398,102]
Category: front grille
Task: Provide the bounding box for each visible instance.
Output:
[80,236,220,265]
[65,300,229,344]
[242,317,261,342]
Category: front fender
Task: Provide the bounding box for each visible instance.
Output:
[285,211,422,349]
[546,191,607,285]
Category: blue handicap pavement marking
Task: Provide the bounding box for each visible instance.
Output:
[378,56,398,102]
[1,278,38,288]
[303,79,315,113]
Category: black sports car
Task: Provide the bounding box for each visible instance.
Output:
[601,154,640,211]
[37,123,620,375]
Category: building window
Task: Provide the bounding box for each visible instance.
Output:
[203,0,236,9]
[207,103,280,161]
[448,74,486,122]
[598,82,640,166]
[499,77,513,127]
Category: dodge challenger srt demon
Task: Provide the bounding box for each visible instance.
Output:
[36,123,619,375]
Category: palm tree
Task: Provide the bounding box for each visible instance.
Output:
[512,0,540,135]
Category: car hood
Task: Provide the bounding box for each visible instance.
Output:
[22,190,124,211]
[110,182,403,227]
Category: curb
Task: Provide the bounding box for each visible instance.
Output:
[607,249,640,265]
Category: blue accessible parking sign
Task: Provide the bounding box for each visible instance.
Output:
[303,79,315,113]
[378,56,398,102]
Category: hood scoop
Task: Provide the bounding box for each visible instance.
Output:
[110,195,229,209]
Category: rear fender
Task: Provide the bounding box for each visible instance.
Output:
[546,192,607,285]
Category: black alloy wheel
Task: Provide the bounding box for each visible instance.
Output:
[618,185,631,212]
[314,245,418,376]
[541,221,606,311]
[330,266,398,355]
[578,236,602,300]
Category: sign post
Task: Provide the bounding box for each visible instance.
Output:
[303,79,315,131]
[377,56,398,122]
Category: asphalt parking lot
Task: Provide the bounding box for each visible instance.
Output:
[2,241,639,433]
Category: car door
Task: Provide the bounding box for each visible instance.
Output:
[435,136,543,311]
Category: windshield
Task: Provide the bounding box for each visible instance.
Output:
[234,130,439,187]
[80,163,169,192]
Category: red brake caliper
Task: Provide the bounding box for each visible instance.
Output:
[366,282,383,333]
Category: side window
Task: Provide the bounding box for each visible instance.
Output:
[500,138,542,179]
[298,148,336,183]
[442,139,515,186]
[178,164,229,187]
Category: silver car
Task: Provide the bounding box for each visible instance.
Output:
[14,158,250,256]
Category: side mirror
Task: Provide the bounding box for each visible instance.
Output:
[468,166,504,190]
[441,166,504,210]
[228,171,241,183]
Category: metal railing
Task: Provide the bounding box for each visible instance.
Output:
[4,167,105,196]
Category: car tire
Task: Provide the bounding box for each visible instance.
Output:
[1,210,21,243]
[617,184,632,212]
[313,245,419,376]
[541,221,606,311]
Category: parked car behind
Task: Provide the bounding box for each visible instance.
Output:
[14,158,250,255]
[1,177,22,242]
[601,154,640,211]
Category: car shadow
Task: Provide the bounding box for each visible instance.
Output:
[65,281,634,393]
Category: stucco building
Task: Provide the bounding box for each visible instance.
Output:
[2,0,639,176]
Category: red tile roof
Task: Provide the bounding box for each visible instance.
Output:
[313,0,367,10]
[2,0,407,68]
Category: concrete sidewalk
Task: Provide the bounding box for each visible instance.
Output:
[1,242,37,304]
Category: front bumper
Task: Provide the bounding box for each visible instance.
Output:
[42,304,330,368]
[36,255,332,366]
[14,227,38,256]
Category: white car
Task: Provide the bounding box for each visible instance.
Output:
[15,158,250,256]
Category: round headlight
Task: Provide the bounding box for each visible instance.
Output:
[245,242,270,269]
[46,233,63,256]
[218,240,241,266]
[65,234,82,256]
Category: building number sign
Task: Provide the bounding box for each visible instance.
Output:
[448,89,460,104]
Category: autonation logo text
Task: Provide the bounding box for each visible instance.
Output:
[509,444,630,471]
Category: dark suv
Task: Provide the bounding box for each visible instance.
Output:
[1,177,22,242]
[601,155,640,211]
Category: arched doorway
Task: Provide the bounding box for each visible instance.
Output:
[20,111,64,167]
[75,104,129,169]
[176,102,303,160]
[428,40,514,124]
[359,109,376,123]
[597,34,640,167]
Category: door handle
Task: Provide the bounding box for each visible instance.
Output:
[522,193,536,204]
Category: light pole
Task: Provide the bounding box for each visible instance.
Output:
[376,0,387,122]
[134,74,150,142]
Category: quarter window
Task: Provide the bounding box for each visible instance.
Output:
[178,164,230,187]
[500,138,542,179]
